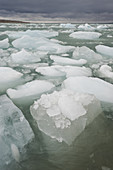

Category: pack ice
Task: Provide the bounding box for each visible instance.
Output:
[7,80,55,104]
[0,95,34,166]
[59,23,75,28]
[12,35,75,54]
[96,45,113,57]
[70,31,102,40]
[30,89,102,145]
[0,38,9,49]
[62,76,113,103]
[0,67,23,93]
[73,46,102,64]
[9,49,42,65]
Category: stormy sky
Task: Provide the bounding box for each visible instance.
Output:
[0,0,113,22]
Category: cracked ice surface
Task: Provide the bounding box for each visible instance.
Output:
[30,89,102,145]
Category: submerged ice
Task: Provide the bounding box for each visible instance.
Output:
[30,89,102,145]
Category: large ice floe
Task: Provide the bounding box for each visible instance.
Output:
[0,95,34,167]
[12,35,75,54]
[72,46,103,64]
[0,38,9,49]
[97,65,113,80]
[9,49,42,65]
[30,89,102,145]
[0,67,23,93]
[7,80,55,104]
[69,31,102,40]
[3,30,58,39]
[50,55,87,66]
[62,76,113,103]
[95,45,113,57]
[78,23,95,31]
[36,65,92,78]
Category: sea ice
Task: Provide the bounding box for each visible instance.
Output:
[0,67,23,93]
[69,31,102,40]
[12,35,75,54]
[0,38,9,49]
[78,23,95,31]
[59,23,75,28]
[97,65,113,79]
[53,65,92,78]
[95,45,113,57]
[0,95,34,166]
[73,46,102,64]
[97,25,108,29]
[50,55,87,66]
[7,80,55,104]
[30,89,102,145]
[62,76,113,103]
[9,49,41,65]
[36,66,66,77]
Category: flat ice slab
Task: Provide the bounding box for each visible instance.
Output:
[9,49,41,65]
[73,46,102,64]
[70,31,102,40]
[0,67,23,93]
[62,76,113,103]
[50,55,87,66]
[7,80,55,104]
[95,45,113,57]
[0,95,34,166]
[0,38,9,49]
[30,89,102,145]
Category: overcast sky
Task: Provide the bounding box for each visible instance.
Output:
[0,0,113,22]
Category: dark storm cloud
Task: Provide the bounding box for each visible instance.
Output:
[0,0,113,21]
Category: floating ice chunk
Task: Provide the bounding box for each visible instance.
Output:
[53,65,92,78]
[4,29,58,39]
[62,76,113,103]
[98,65,113,79]
[0,38,9,48]
[73,46,102,64]
[12,35,75,54]
[0,67,23,93]
[78,23,95,31]
[36,66,66,77]
[50,55,87,66]
[7,80,55,104]
[70,31,102,40]
[61,30,74,33]
[9,49,41,65]
[59,23,75,28]
[97,25,108,29]
[107,35,112,38]
[0,95,34,166]
[95,45,113,57]
[30,89,102,145]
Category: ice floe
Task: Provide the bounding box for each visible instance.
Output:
[0,38,9,49]
[95,45,113,57]
[50,55,87,66]
[78,23,95,31]
[7,80,55,104]
[70,31,102,40]
[62,76,113,103]
[73,46,103,64]
[59,23,75,28]
[9,49,41,65]
[30,89,102,145]
[0,95,34,166]
[97,65,113,79]
[0,67,23,93]
[12,35,75,54]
